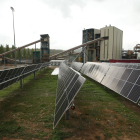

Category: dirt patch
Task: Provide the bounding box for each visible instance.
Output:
[0,98,5,102]
[2,138,24,140]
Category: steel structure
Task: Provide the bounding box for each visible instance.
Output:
[0,40,40,58]
[0,62,50,91]
[50,37,108,60]
[40,34,50,62]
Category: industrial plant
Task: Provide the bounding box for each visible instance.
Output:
[1,25,140,139]
[0,25,140,65]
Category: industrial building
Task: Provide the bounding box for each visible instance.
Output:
[82,25,123,62]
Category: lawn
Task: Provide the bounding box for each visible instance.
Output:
[0,68,140,140]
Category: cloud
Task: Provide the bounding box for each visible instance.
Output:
[41,0,86,18]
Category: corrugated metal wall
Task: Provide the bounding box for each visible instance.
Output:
[100,26,123,61]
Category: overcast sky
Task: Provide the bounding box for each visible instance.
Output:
[0,0,140,50]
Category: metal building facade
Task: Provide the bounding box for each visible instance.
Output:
[82,28,100,62]
[100,26,123,61]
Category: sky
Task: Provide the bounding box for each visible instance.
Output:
[0,0,140,51]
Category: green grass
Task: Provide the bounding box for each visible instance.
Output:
[0,68,140,139]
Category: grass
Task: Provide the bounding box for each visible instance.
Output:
[0,68,140,139]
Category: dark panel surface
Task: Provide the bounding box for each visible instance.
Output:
[114,80,125,93]
[120,82,134,97]
[127,70,140,83]
[120,69,133,81]
[127,85,140,103]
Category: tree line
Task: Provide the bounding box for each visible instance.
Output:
[0,44,39,60]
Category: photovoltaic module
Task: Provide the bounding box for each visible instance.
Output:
[53,62,86,129]
[81,62,140,105]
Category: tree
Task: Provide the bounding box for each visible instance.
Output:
[5,45,10,58]
[31,48,34,59]
[23,48,27,59]
[0,45,4,54]
[11,45,15,59]
[27,48,30,59]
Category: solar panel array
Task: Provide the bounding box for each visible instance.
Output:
[53,62,86,129]
[81,62,140,105]
[71,62,83,71]
[0,62,50,91]
[50,60,67,67]
[81,62,111,83]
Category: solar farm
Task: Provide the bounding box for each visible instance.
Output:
[0,27,140,139]
[0,61,140,140]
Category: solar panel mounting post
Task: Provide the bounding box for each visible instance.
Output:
[72,45,87,63]
[34,71,35,79]
[4,55,7,69]
[65,109,69,120]
[20,77,23,89]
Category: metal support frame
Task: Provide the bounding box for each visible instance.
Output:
[35,43,36,63]
[19,49,21,63]
[65,109,69,120]
[20,78,23,89]
[4,55,6,69]
[72,45,87,63]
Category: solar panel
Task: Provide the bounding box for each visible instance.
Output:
[138,101,140,106]
[115,67,125,79]
[120,82,134,97]
[127,70,140,83]
[81,62,140,105]
[0,62,50,91]
[104,77,113,87]
[71,62,83,71]
[110,67,120,77]
[127,85,140,103]
[101,75,110,85]
[136,66,140,69]
[120,69,133,81]
[109,78,119,90]
[51,68,59,75]
[0,70,9,83]
[53,62,86,129]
